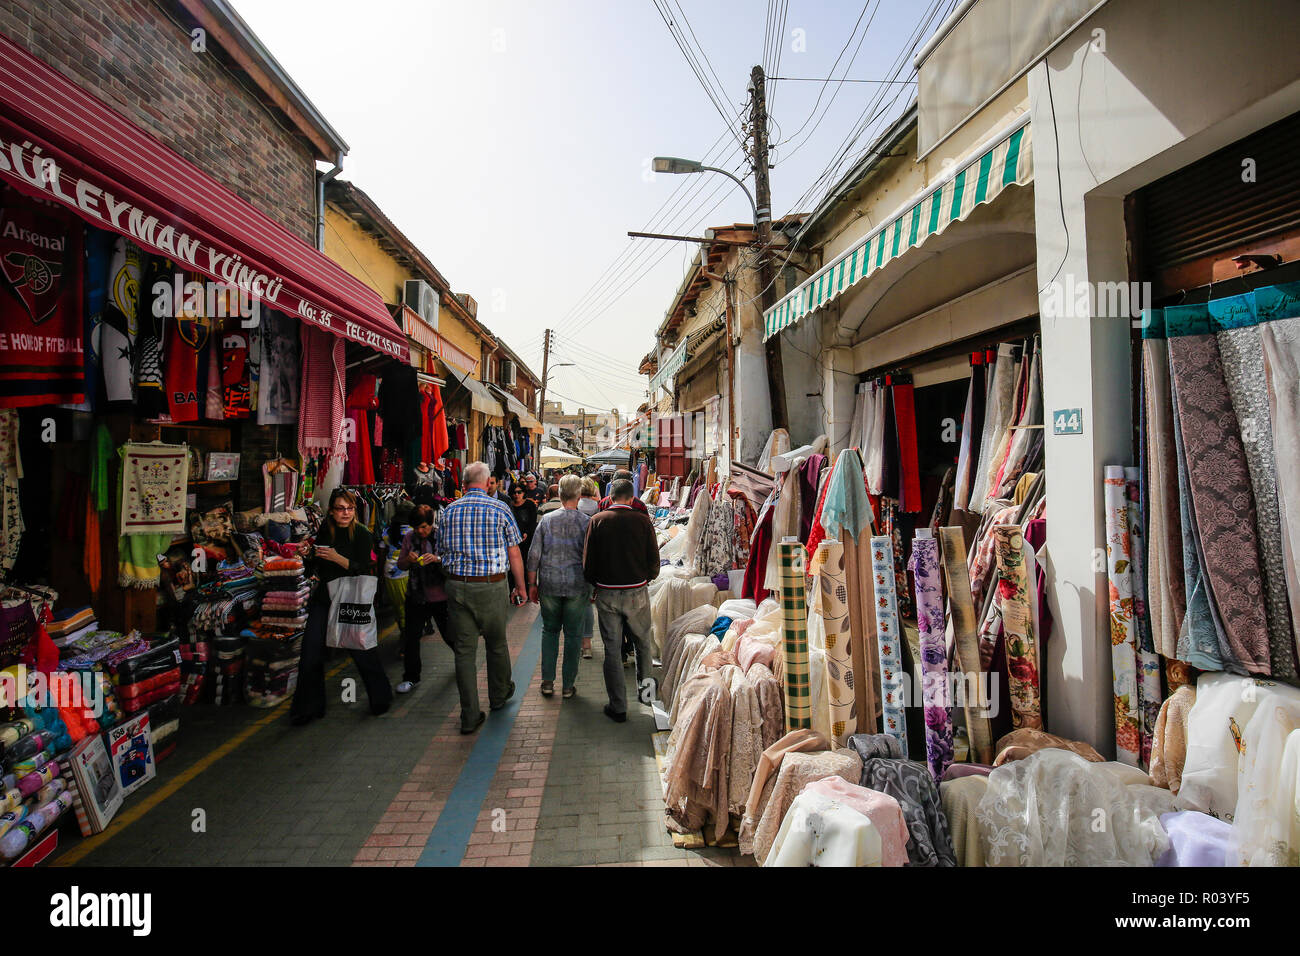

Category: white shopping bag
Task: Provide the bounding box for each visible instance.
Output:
[326,575,379,650]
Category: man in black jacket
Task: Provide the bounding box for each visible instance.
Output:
[582,479,660,722]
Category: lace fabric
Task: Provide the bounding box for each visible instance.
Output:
[976,749,1174,866]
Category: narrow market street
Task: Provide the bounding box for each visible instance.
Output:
[49,607,748,868]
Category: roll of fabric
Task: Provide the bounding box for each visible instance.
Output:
[823,449,877,730]
[1217,325,1295,680]
[893,383,922,513]
[909,535,954,782]
[1105,466,1144,766]
[1169,367,1225,672]
[811,540,854,746]
[869,535,909,756]
[1124,467,1164,765]
[1142,339,1186,658]
[778,541,812,732]
[1260,316,1300,672]
[1167,333,1270,674]
[940,526,993,765]
[993,524,1041,729]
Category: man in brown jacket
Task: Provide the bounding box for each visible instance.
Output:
[583,478,660,722]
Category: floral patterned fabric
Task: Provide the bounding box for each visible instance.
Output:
[811,539,855,746]
[0,412,21,574]
[870,535,909,756]
[993,525,1041,729]
[908,536,954,782]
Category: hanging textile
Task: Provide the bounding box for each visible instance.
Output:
[258,309,301,425]
[0,411,22,574]
[993,524,1041,729]
[811,539,854,746]
[822,449,877,734]
[1167,332,1270,674]
[1125,467,1163,762]
[118,442,188,536]
[297,326,346,460]
[967,343,1016,512]
[909,535,954,782]
[778,541,812,732]
[893,381,922,513]
[869,535,909,756]
[939,526,993,765]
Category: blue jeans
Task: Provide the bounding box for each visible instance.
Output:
[540,589,590,689]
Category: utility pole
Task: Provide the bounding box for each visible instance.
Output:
[537,328,551,428]
[750,64,788,433]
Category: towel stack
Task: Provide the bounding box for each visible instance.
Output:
[260,558,308,633]
[47,606,98,651]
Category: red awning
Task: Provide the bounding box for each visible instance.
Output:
[0,33,408,361]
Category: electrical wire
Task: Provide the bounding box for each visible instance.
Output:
[651,0,746,151]
[774,1,877,150]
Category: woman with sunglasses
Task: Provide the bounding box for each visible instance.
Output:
[290,488,393,725]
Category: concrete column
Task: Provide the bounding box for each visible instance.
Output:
[821,312,858,458]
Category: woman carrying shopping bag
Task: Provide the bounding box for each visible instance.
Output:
[290,488,393,726]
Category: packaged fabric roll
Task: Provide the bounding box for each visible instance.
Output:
[0,803,27,838]
[0,791,72,859]
[16,761,57,797]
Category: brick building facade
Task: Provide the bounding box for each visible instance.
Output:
[0,0,320,240]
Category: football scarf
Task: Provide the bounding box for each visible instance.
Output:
[162,268,209,422]
[98,235,141,404]
[220,326,251,419]
[0,191,85,407]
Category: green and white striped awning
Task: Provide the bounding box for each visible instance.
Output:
[648,341,687,392]
[764,117,1033,340]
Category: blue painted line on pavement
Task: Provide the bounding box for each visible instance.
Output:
[417,611,543,866]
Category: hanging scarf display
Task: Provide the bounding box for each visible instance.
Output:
[909,535,954,782]
[97,235,141,405]
[257,310,301,424]
[778,541,812,732]
[161,268,210,423]
[869,534,909,756]
[0,190,85,408]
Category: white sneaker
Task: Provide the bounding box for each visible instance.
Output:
[396,681,415,694]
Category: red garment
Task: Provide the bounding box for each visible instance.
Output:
[221,327,252,418]
[163,291,208,422]
[805,456,837,560]
[419,388,432,464]
[0,191,85,407]
[344,375,378,484]
[893,383,922,513]
[428,384,449,464]
[741,501,775,604]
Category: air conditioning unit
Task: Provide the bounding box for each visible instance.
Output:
[500,358,517,388]
[403,280,439,331]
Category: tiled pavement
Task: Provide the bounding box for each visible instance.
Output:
[49,602,752,867]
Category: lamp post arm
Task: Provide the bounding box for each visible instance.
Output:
[697,165,759,227]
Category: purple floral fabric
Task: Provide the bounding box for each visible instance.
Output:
[908,536,953,782]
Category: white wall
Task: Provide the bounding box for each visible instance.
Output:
[1029,0,1300,750]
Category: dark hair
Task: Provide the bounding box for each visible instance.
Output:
[614,469,633,481]
[611,478,634,501]
[412,504,435,527]
[326,488,358,543]
[511,485,526,496]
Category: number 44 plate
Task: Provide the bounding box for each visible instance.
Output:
[1052,408,1083,435]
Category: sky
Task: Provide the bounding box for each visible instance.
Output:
[233,0,952,416]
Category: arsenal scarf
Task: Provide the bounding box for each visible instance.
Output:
[0,190,85,406]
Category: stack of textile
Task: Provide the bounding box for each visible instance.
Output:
[261,558,309,632]
[57,630,143,671]
[244,632,301,708]
[108,636,182,717]
[210,632,248,705]
[216,559,257,597]
[179,637,210,705]
[47,606,97,652]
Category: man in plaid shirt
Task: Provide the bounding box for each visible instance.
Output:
[438,460,526,734]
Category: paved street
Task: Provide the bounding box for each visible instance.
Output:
[50,604,749,868]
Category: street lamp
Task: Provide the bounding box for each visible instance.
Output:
[653,157,758,227]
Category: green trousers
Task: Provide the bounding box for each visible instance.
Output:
[445,578,513,729]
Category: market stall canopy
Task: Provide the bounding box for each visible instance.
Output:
[764,115,1032,341]
[539,447,583,467]
[586,448,631,466]
[442,364,502,417]
[0,33,408,361]
[486,383,543,431]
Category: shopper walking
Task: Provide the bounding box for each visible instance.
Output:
[438,461,526,734]
[577,477,601,517]
[508,483,538,597]
[583,478,660,722]
[394,504,454,694]
[538,484,563,516]
[526,474,592,699]
[522,473,547,506]
[291,489,392,725]
[598,470,648,513]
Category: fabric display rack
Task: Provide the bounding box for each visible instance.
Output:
[245,557,308,709]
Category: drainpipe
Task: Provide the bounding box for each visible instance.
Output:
[316,153,343,251]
